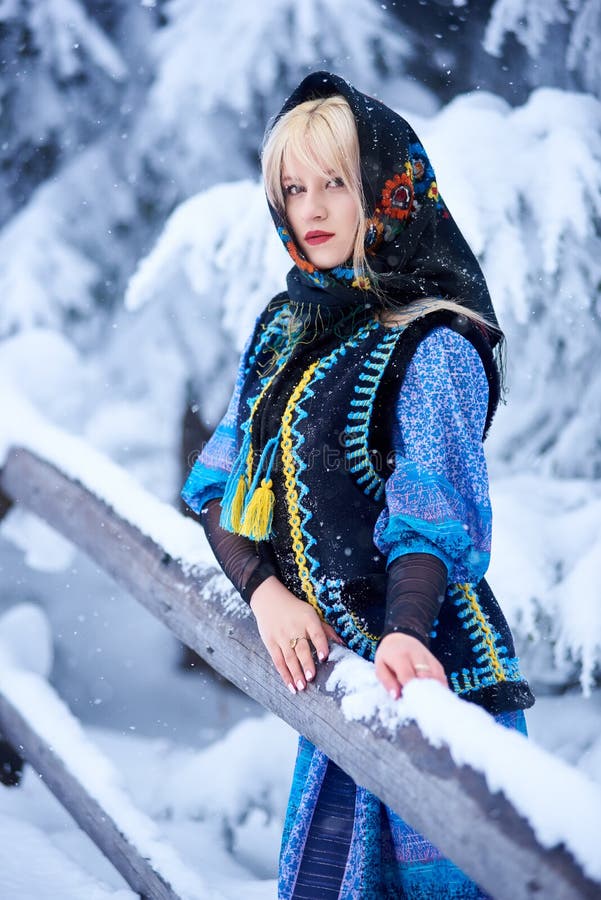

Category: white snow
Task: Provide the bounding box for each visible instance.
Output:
[148,0,413,119]
[0,814,135,900]
[1,393,601,889]
[0,379,211,574]
[484,0,601,97]
[0,602,294,898]
[489,475,601,693]
[0,609,224,900]
[0,604,53,678]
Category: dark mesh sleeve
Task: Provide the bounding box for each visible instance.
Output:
[378,552,448,649]
[200,498,278,604]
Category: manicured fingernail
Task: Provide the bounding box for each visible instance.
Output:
[297,679,305,691]
[318,651,325,661]
[288,683,297,695]
[305,670,313,680]
[389,689,397,700]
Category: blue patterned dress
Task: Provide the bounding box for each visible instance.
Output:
[277,326,527,900]
[182,315,528,899]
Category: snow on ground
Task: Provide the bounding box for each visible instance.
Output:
[0,711,293,899]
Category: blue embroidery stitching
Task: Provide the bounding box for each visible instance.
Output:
[448,582,523,695]
[344,328,406,500]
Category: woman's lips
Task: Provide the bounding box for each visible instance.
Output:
[305,232,334,245]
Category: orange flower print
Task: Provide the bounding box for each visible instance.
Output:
[279,227,316,273]
[381,170,414,222]
[288,241,316,273]
[427,181,439,201]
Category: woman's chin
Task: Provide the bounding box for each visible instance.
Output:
[304,250,350,270]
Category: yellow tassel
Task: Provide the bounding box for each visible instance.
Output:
[229,474,248,531]
[239,478,275,540]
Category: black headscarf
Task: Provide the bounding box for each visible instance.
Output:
[263,71,504,353]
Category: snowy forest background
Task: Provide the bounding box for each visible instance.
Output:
[1,0,601,896]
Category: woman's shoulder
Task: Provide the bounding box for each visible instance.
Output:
[382,313,499,439]
[410,324,487,378]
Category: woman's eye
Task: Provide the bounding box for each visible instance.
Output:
[283,178,343,196]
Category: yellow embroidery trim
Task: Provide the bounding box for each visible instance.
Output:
[348,609,379,643]
[280,360,323,616]
[455,582,506,682]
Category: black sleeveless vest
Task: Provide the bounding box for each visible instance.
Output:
[229,299,534,715]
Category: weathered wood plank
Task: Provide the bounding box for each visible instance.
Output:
[0,691,183,900]
[1,445,599,900]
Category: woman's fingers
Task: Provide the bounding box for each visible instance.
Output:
[408,649,447,686]
[376,654,425,699]
[390,654,445,690]
[276,624,342,692]
[375,632,449,691]
[374,657,401,699]
[374,632,449,697]
[323,622,345,647]
[293,636,317,682]
[391,656,416,694]
[307,621,336,662]
[287,612,341,687]
[287,624,331,686]
[268,643,299,695]
[282,642,307,692]
[415,657,447,687]
[256,592,345,693]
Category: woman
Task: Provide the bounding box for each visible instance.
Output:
[181,71,534,899]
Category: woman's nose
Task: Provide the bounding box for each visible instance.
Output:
[303,190,327,220]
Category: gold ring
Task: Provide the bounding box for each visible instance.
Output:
[289,636,306,650]
[414,663,431,671]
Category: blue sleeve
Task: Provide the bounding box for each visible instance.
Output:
[373,326,492,585]
[180,319,259,516]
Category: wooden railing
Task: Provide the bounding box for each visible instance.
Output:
[0,445,599,900]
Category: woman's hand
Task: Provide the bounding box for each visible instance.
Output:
[250,576,344,694]
[374,632,448,699]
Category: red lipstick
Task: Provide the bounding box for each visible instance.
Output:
[305,230,334,245]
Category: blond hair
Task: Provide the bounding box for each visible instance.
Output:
[261,94,500,341]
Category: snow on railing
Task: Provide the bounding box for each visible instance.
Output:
[1,390,601,900]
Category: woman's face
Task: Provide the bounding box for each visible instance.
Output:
[281,149,359,269]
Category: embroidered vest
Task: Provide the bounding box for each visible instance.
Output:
[221,300,534,715]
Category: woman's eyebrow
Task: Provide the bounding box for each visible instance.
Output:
[281,169,337,182]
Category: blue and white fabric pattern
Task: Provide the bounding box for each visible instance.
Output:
[373,326,492,586]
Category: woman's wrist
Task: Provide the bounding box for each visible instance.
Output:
[381,552,447,649]
[378,626,430,650]
[248,574,281,613]
[241,561,279,605]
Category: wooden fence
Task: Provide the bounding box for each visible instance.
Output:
[0,445,599,900]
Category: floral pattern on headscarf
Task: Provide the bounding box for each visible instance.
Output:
[265,71,502,347]
[380,163,414,221]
